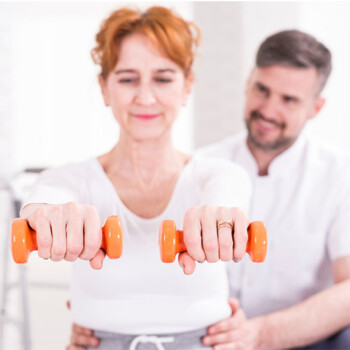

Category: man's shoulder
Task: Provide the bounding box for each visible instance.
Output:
[306,136,350,170]
[195,131,246,161]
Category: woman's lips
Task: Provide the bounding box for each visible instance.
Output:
[132,113,160,120]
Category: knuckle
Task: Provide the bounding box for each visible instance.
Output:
[38,251,50,259]
[31,210,41,223]
[232,206,242,215]
[65,201,80,215]
[184,236,200,248]
[67,244,83,256]
[52,245,66,257]
[220,240,233,249]
[220,255,232,262]
[84,240,99,253]
[50,205,64,217]
[189,251,204,263]
[236,231,248,243]
[31,211,48,226]
[221,333,230,342]
[37,235,51,249]
[35,207,47,218]
[207,256,219,263]
[202,204,215,215]
[203,240,218,252]
[218,206,229,217]
[85,205,98,217]
[65,255,77,262]
[185,206,199,220]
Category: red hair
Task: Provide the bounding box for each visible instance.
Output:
[91,6,200,79]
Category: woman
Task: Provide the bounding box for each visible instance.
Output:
[22,6,252,350]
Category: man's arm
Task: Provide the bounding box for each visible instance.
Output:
[204,256,350,350]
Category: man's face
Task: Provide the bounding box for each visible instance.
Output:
[244,65,325,152]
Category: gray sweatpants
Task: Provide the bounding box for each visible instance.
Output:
[87,327,211,350]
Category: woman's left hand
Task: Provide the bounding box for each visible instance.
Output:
[178,205,250,274]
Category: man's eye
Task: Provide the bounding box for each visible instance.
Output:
[284,96,297,103]
[257,85,268,94]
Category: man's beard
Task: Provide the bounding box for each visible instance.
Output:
[245,110,294,151]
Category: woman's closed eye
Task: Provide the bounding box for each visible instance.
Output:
[118,77,138,84]
[154,76,173,83]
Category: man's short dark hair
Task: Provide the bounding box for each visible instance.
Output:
[256,30,332,95]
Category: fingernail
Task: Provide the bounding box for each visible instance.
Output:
[233,257,240,263]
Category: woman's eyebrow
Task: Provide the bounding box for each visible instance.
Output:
[156,69,176,74]
[114,68,177,75]
[114,69,137,75]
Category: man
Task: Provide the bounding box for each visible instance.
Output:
[200,30,350,350]
[68,30,350,349]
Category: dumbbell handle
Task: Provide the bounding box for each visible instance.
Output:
[159,220,267,263]
[11,215,123,264]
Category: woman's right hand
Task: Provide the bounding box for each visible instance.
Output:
[20,202,106,269]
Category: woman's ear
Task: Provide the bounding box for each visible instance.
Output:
[182,73,194,106]
[98,74,110,107]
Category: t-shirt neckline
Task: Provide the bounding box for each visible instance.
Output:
[90,156,194,224]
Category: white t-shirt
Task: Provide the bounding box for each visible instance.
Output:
[25,155,252,334]
[198,131,350,318]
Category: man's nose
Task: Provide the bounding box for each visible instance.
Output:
[259,95,281,119]
[135,83,157,105]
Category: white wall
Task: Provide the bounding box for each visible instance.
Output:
[0,2,13,177]
[297,2,350,150]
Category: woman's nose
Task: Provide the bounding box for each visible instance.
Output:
[135,83,157,106]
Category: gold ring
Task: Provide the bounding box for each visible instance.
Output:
[217,221,233,230]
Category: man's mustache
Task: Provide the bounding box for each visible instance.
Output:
[250,110,286,129]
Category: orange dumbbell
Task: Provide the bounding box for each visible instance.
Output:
[11,215,123,264]
[159,220,267,263]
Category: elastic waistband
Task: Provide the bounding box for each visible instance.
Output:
[93,327,209,349]
[94,327,208,340]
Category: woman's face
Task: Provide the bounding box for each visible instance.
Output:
[100,34,193,141]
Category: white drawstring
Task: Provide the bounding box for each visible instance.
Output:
[129,335,175,350]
